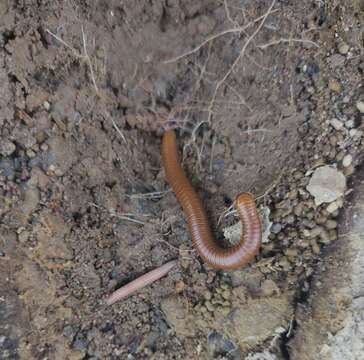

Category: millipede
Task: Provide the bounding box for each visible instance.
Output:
[161,130,261,270]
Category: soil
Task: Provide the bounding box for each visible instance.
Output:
[0,0,363,359]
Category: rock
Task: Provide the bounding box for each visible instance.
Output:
[260,206,272,243]
[230,268,264,292]
[63,325,78,340]
[343,165,355,176]
[307,166,346,205]
[161,296,196,337]
[207,331,237,358]
[356,101,364,113]
[223,222,242,245]
[326,201,340,214]
[342,154,352,168]
[0,139,16,156]
[17,230,30,243]
[72,337,88,351]
[328,79,341,93]
[345,119,354,128]
[43,101,50,110]
[220,294,293,349]
[246,351,278,360]
[337,42,349,55]
[26,87,49,112]
[325,220,338,230]
[329,118,343,130]
[205,301,215,312]
[271,223,282,234]
[203,290,212,300]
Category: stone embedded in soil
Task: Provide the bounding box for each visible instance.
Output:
[337,42,349,55]
[306,166,346,205]
[207,331,237,358]
[356,101,364,113]
[328,79,341,93]
[326,198,343,214]
[217,294,293,349]
[0,139,16,156]
[245,351,278,360]
[161,296,197,337]
[329,118,344,130]
[342,154,352,168]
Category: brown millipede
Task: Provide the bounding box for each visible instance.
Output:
[106,260,177,305]
[161,130,261,270]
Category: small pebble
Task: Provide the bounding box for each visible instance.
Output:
[277,257,291,271]
[328,79,341,93]
[44,101,50,110]
[293,203,303,216]
[310,227,323,238]
[39,142,48,152]
[319,229,330,244]
[285,248,298,258]
[175,280,186,293]
[205,301,215,312]
[349,129,357,137]
[18,231,30,243]
[26,149,36,158]
[356,101,364,113]
[336,151,345,161]
[329,135,338,146]
[310,239,320,254]
[0,140,16,156]
[204,290,212,300]
[288,189,298,199]
[329,229,338,241]
[219,307,231,316]
[315,213,327,224]
[325,219,337,229]
[302,229,311,238]
[271,223,282,234]
[343,164,355,176]
[342,154,352,167]
[326,202,339,213]
[329,118,343,130]
[338,42,349,55]
[63,325,77,340]
[221,290,231,300]
[345,119,354,128]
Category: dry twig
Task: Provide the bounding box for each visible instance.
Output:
[46,27,99,93]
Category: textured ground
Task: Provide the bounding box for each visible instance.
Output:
[0,0,363,359]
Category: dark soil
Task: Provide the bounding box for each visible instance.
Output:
[0,0,363,359]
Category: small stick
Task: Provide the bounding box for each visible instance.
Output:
[257,38,320,49]
[106,260,178,305]
[163,8,278,64]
